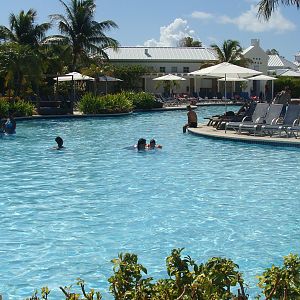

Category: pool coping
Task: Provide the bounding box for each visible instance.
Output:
[188,124,300,147]
[15,111,133,121]
[13,105,200,121]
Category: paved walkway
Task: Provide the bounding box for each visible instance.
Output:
[188,124,300,147]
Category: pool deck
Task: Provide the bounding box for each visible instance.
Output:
[188,124,300,147]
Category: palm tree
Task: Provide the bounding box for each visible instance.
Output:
[210,40,244,64]
[0,9,51,47]
[266,48,280,55]
[0,43,45,96]
[48,0,120,71]
[178,37,202,47]
[257,0,300,20]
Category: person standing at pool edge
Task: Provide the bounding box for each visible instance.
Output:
[183,105,198,133]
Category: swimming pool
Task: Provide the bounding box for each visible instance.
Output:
[1,106,299,299]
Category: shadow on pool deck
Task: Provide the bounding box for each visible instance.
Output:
[188,124,300,147]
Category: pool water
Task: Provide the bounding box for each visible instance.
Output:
[1,106,299,299]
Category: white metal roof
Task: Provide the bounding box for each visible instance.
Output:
[268,55,298,70]
[242,45,254,55]
[105,47,218,62]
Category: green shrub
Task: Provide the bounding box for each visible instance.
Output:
[78,91,163,114]
[27,249,248,300]
[257,253,300,299]
[274,77,300,98]
[0,97,35,117]
[78,93,133,114]
[0,98,10,117]
[122,91,163,109]
[24,250,300,300]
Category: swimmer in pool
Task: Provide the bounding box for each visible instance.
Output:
[137,138,147,151]
[4,113,16,134]
[147,139,162,149]
[54,136,65,150]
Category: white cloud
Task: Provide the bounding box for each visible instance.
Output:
[191,11,213,20]
[219,5,296,33]
[143,18,196,47]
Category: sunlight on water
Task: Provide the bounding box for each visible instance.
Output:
[1,107,299,299]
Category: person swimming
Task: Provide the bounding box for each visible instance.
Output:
[137,138,147,151]
[4,113,16,134]
[147,139,162,149]
[54,136,65,150]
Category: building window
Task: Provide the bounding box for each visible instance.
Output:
[160,67,165,73]
[171,66,177,73]
[183,67,189,73]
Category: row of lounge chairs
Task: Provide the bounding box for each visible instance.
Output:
[224,103,300,138]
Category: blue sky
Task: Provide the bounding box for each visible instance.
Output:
[1,0,299,61]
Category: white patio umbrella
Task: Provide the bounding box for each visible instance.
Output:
[98,75,123,94]
[189,62,262,101]
[247,74,277,100]
[54,72,95,110]
[55,72,95,82]
[153,74,186,96]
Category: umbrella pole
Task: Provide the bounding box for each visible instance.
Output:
[271,80,274,101]
[72,76,75,114]
[225,74,227,112]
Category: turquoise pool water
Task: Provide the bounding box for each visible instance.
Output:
[1,106,300,299]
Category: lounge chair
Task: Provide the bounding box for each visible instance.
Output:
[205,102,256,129]
[237,104,283,135]
[261,104,300,137]
[225,102,269,133]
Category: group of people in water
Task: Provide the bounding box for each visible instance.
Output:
[136,138,162,151]
[136,105,198,151]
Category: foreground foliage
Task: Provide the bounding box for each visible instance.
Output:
[25,249,300,300]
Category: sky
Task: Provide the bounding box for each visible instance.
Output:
[0,0,299,62]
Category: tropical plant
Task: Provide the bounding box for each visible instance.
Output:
[210,39,250,67]
[23,250,300,300]
[178,36,202,47]
[78,92,133,114]
[48,0,119,71]
[0,97,35,117]
[0,9,51,47]
[113,64,150,91]
[108,252,153,299]
[266,49,280,55]
[257,253,300,299]
[60,278,102,300]
[257,0,300,20]
[0,43,45,97]
[122,91,163,109]
[273,75,300,97]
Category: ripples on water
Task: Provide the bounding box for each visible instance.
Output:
[1,107,300,299]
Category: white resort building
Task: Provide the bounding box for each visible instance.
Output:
[105,39,299,98]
